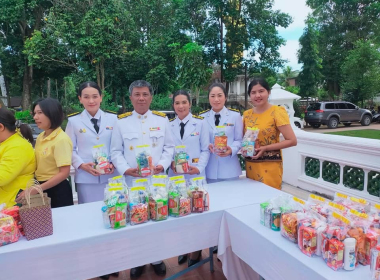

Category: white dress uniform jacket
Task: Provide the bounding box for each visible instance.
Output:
[65,109,119,184]
[200,106,243,180]
[168,113,210,179]
[111,110,175,187]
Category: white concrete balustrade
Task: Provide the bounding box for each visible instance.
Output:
[283,130,380,204]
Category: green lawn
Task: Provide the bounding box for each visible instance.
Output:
[325,129,380,140]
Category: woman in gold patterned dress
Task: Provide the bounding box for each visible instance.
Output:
[243,78,297,189]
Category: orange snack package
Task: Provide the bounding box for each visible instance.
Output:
[327,239,344,270]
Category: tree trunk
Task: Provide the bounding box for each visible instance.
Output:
[21,62,33,110]
[100,59,105,90]
[47,78,51,97]
[121,94,126,113]
[96,64,101,88]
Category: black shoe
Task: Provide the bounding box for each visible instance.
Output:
[151,262,166,276]
[111,272,119,277]
[130,265,144,279]
[178,254,188,265]
[188,253,201,267]
[213,246,218,254]
[99,275,110,280]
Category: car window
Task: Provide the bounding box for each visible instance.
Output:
[336,103,347,109]
[325,103,335,109]
[307,103,321,111]
[346,103,356,109]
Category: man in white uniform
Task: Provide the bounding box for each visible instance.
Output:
[111,80,174,278]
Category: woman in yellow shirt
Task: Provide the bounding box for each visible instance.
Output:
[17,98,74,208]
[0,108,36,208]
[242,78,297,189]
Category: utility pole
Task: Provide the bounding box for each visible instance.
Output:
[244,63,248,109]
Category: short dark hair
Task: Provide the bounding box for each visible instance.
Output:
[32,98,64,130]
[172,90,191,106]
[247,78,271,96]
[208,83,227,98]
[0,108,34,144]
[129,80,153,96]
[77,81,102,97]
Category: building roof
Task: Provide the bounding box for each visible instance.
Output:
[270,84,301,101]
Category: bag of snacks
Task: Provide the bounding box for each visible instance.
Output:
[280,197,306,243]
[333,192,351,208]
[135,145,154,177]
[129,181,149,225]
[307,194,329,218]
[174,145,190,173]
[348,196,370,214]
[1,205,24,236]
[297,210,326,257]
[261,194,293,230]
[149,182,168,222]
[189,177,209,213]
[169,179,191,217]
[214,126,227,153]
[240,127,260,157]
[102,183,128,229]
[371,245,380,279]
[0,212,19,247]
[92,144,111,174]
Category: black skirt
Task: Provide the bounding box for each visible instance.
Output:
[40,179,74,208]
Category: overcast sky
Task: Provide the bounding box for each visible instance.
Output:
[273,0,312,71]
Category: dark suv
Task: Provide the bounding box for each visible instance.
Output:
[305,101,372,129]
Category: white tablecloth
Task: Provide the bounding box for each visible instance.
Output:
[219,204,371,280]
[0,178,281,280]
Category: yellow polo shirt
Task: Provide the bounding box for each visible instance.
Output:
[0,133,36,208]
[35,127,73,182]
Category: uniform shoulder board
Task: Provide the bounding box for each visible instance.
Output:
[169,117,176,122]
[192,114,204,120]
[228,108,240,113]
[105,110,117,115]
[199,109,210,115]
[118,112,132,119]
[67,112,80,118]
[152,111,166,118]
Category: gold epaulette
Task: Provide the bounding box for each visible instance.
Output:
[152,110,166,118]
[169,117,176,122]
[192,114,204,120]
[118,112,132,119]
[199,109,210,115]
[105,110,117,115]
[67,112,80,118]
[228,108,240,113]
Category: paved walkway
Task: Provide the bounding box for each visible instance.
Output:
[303,122,380,133]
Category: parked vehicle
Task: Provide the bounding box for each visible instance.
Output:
[294,117,305,129]
[373,112,380,123]
[28,123,44,141]
[305,101,372,129]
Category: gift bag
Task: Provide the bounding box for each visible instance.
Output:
[19,180,53,241]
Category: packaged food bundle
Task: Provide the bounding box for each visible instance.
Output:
[135,145,154,177]
[347,196,370,214]
[1,206,24,236]
[347,209,373,265]
[370,204,380,228]
[174,145,189,173]
[214,126,227,153]
[307,194,329,218]
[108,175,128,188]
[260,194,293,231]
[169,179,191,217]
[149,183,168,222]
[102,183,128,229]
[280,197,306,243]
[371,245,380,279]
[129,184,149,225]
[297,210,326,257]
[240,127,260,157]
[0,212,20,246]
[188,177,209,213]
[92,144,111,174]
[325,202,348,220]
[366,229,380,266]
[326,238,345,271]
[333,192,351,208]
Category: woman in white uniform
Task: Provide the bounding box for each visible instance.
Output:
[169,90,210,266]
[200,83,243,183]
[65,81,119,279]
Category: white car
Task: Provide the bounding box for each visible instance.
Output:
[294,117,305,129]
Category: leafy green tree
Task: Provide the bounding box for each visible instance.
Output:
[341,40,380,105]
[277,66,299,86]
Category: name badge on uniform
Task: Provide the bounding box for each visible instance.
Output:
[190,132,200,136]
[224,123,234,127]
[106,126,113,130]
[150,127,161,131]
[79,128,86,133]
[192,158,199,163]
